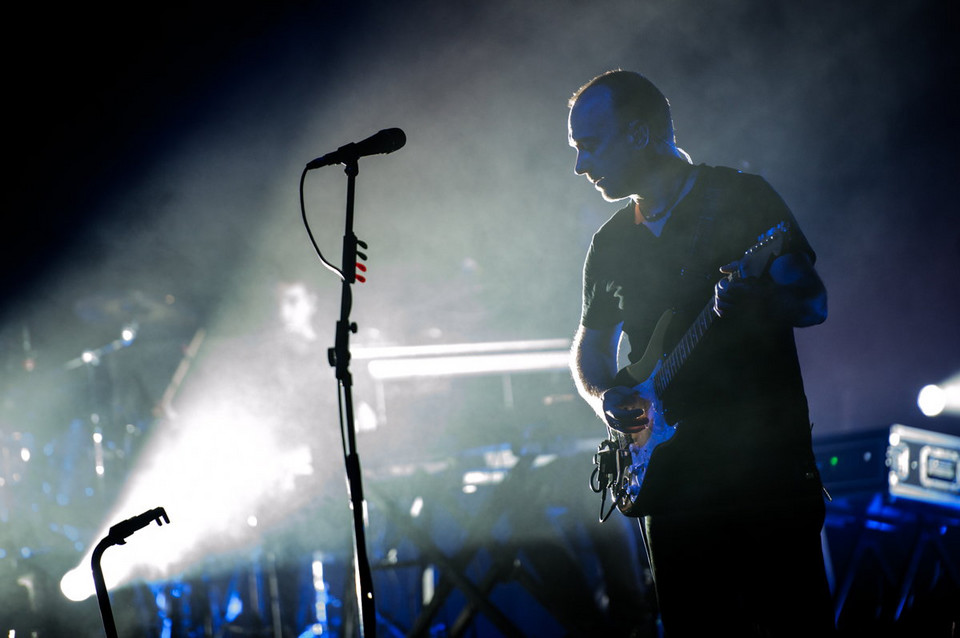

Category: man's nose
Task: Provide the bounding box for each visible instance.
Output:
[574,152,589,175]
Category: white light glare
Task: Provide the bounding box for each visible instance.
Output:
[60,566,91,602]
[918,378,960,417]
[59,401,316,603]
[358,338,572,380]
[919,385,946,416]
[121,324,138,344]
[409,496,424,518]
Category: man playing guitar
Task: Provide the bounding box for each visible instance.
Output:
[568,70,835,635]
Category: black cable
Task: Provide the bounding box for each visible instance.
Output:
[600,486,618,523]
[300,166,345,281]
[336,378,349,459]
[301,165,352,462]
[592,442,622,522]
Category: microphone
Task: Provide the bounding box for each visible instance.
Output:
[306,128,406,169]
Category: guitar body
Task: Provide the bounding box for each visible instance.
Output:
[606,309,678,517]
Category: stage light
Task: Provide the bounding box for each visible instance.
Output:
[409,496,424,518]
[310,552,331,634]
[917,373,960,417]
[60,566,90,602]
[918,384,946,416]
[121,323,138,345]
[225,591,243,622]
[358,339,572,380]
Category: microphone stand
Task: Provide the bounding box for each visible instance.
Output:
[92,537,120,638]
[92,507,170,638]
[327,159,377,637]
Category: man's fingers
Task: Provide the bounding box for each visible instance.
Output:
[609,414,651,434]
[718,261,740,276]
[605,403,650,433]
[605,404,645,419]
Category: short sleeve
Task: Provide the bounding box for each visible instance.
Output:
[579,236,623,328]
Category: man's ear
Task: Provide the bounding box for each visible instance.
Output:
[626,121,650,149]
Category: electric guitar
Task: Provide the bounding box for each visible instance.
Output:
[592,222,791,519]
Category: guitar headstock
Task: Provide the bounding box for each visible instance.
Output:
[739,221,791,279]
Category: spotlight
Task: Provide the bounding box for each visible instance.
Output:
[60,566,91,602]
[409,496,424,518]
[917,373,960,417]
[918,385,946,417]
[120,323,138,345]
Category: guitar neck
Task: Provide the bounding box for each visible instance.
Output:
[652,296,717,397]
[648,221,788,399]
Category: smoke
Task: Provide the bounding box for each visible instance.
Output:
[2,0,956,624]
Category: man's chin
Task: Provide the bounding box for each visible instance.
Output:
[591,179,631,202]
[599,189,630,203]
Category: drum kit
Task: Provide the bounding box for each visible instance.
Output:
[0,290,198,559]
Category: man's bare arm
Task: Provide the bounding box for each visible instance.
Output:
[571,322,650,431]
[571,322,622,417]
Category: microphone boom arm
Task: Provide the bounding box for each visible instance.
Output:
[92,507,170,638]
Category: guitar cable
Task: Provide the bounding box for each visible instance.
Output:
[592,440,622,523]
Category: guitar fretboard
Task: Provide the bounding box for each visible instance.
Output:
[651,221,788,398]
[652,299,717,397]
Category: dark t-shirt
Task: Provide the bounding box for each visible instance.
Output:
[580,164,823,514]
